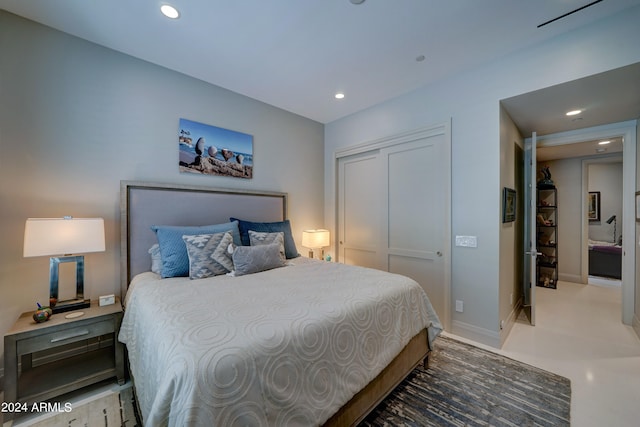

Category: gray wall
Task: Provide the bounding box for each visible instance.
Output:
[324,5,640,347]
[0,12,324,372]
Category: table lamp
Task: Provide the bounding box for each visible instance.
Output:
[302,229,330,260]
[24,217,105,313]
[606,215,617,244]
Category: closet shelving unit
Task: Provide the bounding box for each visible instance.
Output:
[537,187,557,288]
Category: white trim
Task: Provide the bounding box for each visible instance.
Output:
[528,120,636,325]
[335,123,448,159]
[451,320,501,348]
[559,273,582,283]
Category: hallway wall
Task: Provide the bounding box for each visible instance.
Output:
[588,162,623,243]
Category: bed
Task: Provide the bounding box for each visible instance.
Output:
[118,181,443,426]
[588,239,622,279]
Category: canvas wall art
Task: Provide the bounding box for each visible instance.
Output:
[503,187,516,223]
[178,118,253,179]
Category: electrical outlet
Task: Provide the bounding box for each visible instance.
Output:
[500,320,504,330]
[455,300,463,312]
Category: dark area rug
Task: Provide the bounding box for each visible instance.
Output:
[359,336,571,427]
[31,336,568,426]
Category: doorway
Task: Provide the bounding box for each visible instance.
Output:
[529,121,636,325]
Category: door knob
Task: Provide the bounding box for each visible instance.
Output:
[436,251,442,257]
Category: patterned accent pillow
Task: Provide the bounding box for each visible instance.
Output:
[232,243,285,276]
[151,221,241,278]
[248,231,285,261]
[182,232,235,279]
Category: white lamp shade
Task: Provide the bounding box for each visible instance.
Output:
[24,217,105,257]
[302,229,330,249]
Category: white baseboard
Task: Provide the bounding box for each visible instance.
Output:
[500,298,522,344]
[450,320,501,349]
[559,273,582,283]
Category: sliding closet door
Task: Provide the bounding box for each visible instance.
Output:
[381,137,448,320]
[336,123,451,328]
[337,151,383,269]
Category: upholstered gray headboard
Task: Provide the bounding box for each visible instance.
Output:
[120,181,287,297]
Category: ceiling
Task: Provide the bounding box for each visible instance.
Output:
[503,61,640,161]
[1,0,639,124]
[537,137,623,161]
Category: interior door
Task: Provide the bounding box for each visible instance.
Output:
[523,132,537,325]
[381,137,448,323]
[337,151,382,269]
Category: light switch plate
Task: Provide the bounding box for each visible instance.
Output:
[455,235,477,248]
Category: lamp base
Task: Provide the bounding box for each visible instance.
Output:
[52,298,91,314]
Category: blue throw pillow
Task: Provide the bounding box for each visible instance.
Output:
[230,218,299,259]
[151,221,241,278]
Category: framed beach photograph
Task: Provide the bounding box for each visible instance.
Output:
[503,187,516,223]
[178,118,253,179]
[588,191,600,221]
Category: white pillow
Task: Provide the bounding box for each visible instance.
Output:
[149,244,162,275]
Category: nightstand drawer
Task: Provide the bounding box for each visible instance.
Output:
[16,319,115,355]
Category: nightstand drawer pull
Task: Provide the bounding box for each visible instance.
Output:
[50,330,90,343]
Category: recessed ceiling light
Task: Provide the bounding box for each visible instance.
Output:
[566,109,582,116]
[335,93,345,99]
[161,4,180,19]
[598,140,611,145]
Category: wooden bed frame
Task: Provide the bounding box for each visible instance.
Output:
[119,180,429,426]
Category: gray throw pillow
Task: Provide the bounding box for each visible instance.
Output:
[232,243,285,276]
[182,232,235,279]
[248,230,286,260]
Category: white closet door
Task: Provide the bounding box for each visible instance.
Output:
[381,135,447,320]
[337,150,383,269]
[336,124,450,326]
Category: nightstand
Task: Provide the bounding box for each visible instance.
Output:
[3,299,124,419]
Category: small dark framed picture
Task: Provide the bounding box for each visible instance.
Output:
[503,187,516,223]
[636,192,640,222]
[588,191,601,222]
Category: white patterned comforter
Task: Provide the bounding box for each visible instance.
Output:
[118,259,442,426]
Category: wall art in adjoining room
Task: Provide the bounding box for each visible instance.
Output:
[588,191,600,221]
[178,118,253,179]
